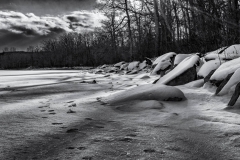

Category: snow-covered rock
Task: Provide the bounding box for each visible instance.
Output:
[205,44,240,60]
[151,59,171,75]
[217,68,240,95]
[198,59,222,78]
[101,84,186,105]
[174,54,191,66]
[210,57,240,81]
[127,61,140,71]
[114,61,126,67]
[139,60,147,70]
[157,55,199,85]
[152,52,176,67]
[120,63,128,70]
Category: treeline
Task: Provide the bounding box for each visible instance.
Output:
[2,0,239,69]
[39,0,239,66]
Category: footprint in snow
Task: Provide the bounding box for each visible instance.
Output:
[82,156,92,160]
[67,109,76,113]
[143,149,156,153]
[85,118,93,121]
[77,147,86,150]
[66,128,78,133]
[52,123,63,125]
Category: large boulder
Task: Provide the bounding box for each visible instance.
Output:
[205,44,240,61]
[156,55,199,86]
[210,57,240,82]
[197,59,222,79]
[166,66,197,86]
[152,52,176,68]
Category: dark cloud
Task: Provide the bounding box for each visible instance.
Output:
[0,0,97,16]
[0,0,107,50]
[0,10,105,50]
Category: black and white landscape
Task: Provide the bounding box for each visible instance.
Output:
[1,0,240,160]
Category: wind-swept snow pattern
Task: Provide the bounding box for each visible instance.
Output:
[210,57,240,81]
[101,84,186,105]
[157,55,199,85]
[205,44,240,60]
[152,52,176,66]
[197,59,222,78]
[217,68,240,95]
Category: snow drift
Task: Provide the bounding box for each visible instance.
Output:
[100,84,186,105]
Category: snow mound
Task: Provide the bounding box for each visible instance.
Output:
[101,84,186,105]
[127,61,140,71]
[198,59,222,78]
[157,55,199,85]
[205,44,240,60]
[210,57,240,81]
[218,68,240,95]
[151,59,171,75]
[152,52,176,66]
[174,54,191,65]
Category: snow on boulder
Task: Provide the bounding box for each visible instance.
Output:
[151,59,171,75]
[139,60,147,70]
[210,57,240,81]
[174,54,191,66]
[152,52,176,67]
[127,61,140,71]
[217,68,240,96]
[205,44,240,61]
[120,63,128,70]
[101,84,186,105]
[114,61,126,67]
[157,55,199,85]
[197,59,222,78]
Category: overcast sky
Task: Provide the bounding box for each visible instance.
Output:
[0,0,104,50]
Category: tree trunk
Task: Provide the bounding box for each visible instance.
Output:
[153,0,160,56]
[124,0,134,61]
